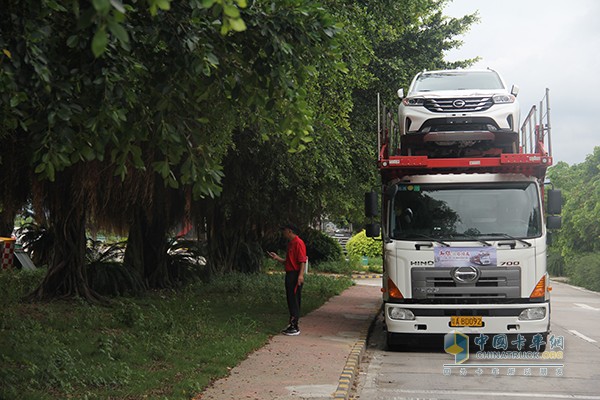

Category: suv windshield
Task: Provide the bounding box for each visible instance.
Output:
[412,71,505,92]
[389,182,541,240]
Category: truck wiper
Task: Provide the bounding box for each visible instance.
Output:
[482,233,532,247]
[401,233,450,247]
[449,233,492,246]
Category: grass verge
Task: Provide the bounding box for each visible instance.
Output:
[0,269,353,400]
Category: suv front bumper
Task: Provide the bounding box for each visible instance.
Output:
[400,102,520,134]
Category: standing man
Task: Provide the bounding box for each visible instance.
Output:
[268,224,307,336]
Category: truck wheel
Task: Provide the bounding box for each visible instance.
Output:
[386,332,411,351]
[386,332,401,351]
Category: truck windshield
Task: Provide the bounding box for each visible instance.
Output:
[389,182,541,240]
[412,71,504,92]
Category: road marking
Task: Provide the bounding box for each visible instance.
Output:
[574,303,600,311]
[568,329,598,343]
[386,389,600,399]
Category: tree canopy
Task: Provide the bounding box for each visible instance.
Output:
[546,147,600,291]
[0,0,478,299]
[548,147,600,256]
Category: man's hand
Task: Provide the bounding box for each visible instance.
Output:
[267,251,284,263]
[297,274,304,286]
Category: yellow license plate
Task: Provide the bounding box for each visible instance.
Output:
[450,316,483,327]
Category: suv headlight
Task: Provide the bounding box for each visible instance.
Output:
[492,94,516,104]
[402,97,425,106]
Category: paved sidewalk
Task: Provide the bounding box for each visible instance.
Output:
[197,281,382,400]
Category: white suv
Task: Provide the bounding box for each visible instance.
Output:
[398,69,520,135]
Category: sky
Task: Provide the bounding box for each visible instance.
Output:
[442,0,600,165]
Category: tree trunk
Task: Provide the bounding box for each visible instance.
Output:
[29,173,106,303]
[0,210,16,237]
[205,201,262,276]
[124,188,170,289]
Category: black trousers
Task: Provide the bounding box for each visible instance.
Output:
[285,270,302,326]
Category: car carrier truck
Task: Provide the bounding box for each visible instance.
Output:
[365,87,562,350]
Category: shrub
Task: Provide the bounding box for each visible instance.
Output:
[0,269,45,306]
[16,221,54,267]
[301,228,343,264]
[167,239,209,284]
[346,230,382,260]
[565,252,600,292]
[547,247,565,277]
[262,228,343,265]
[86,239,145,296]
[310,260,356,275]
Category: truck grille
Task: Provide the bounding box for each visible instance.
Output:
[411,267,520,299]
[423,97,493,113]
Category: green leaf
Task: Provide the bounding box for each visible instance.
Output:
[34,163,46,174]
[81,147,95,161]
[206,52,219,66]
[91,28,109,57]
[92,0,110,13]
[229,17,247,32]
[223,4,240,18]
[109,0,126,13]
[152,161,170,178]
[201,0,218,8]
[47,162,55,181]
[108,21,129,44]
[66,35,79,48]
[10,94,24,107]
[156,0,171,11]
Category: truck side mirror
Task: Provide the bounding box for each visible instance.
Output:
[397,88,404,99]
[365,223,381,238]
[547,189,562,215]
[547,215,562,230]
[365,192,379,218]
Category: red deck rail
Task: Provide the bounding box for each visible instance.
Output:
[376,89,553,180]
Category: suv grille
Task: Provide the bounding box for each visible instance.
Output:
[411,267,520,299]
[424,97,493,113]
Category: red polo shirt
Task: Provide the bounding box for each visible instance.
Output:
[285,236,307,272]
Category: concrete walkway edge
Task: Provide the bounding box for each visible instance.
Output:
[197,282,382,400]
[332,301,382,399]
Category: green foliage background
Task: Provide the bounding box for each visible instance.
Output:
[346,230,382,260]
[547,146,600,291]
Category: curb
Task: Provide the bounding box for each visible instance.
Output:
[332,303,382,399]
[351,273,382,280]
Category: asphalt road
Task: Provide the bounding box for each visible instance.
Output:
[352,280,600,400]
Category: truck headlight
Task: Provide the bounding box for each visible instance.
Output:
[389,307,415,320]
[518,307,546,321]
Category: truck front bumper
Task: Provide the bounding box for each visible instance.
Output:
[385,302,550,335]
